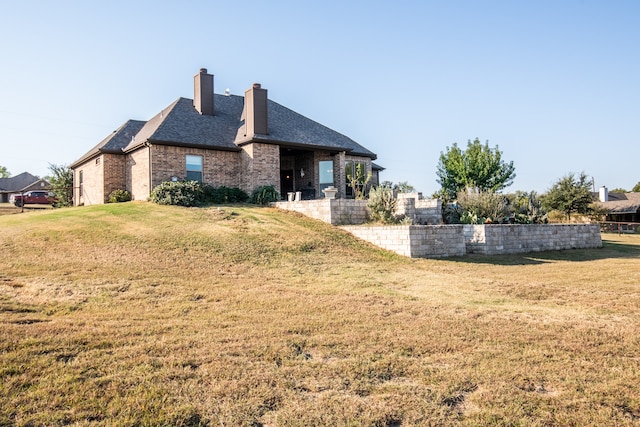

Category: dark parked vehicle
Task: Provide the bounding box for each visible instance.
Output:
[13,191,57,207]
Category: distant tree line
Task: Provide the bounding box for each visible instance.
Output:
[433,139,615,224]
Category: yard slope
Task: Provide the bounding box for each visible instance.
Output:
[1,202,639,426]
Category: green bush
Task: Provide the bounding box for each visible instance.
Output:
[250,185,280,205]
[506,191,547,224]
[456,187,509,224]
[149,181,205,207]
[203,185,249,204]
[367,185,398,224]
[107,189,132,203]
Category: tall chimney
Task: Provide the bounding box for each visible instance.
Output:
[599,186,608,202]
[244,83,268,135]
[194,68,214,115]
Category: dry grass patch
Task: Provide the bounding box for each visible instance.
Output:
[1,203,639,425]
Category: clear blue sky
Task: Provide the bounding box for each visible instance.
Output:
[1,0,639,195]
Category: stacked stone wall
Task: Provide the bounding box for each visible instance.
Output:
[275,199,368,225]
[396,192,442,225]
[341,225,466,258]
[275,200,602,258]
[463,224,602,255]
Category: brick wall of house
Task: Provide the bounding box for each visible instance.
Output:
[74,156,104,206]
[333,151,346,199]
[308,151,373,199]
[313,151,341,198]
[128,146,151,201]
[103,153,127,202]
[241,143,280,194]
[150,145,241,189]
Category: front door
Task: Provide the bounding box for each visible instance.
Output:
[280,170,294,199]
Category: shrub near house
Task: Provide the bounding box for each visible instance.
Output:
[149,181,249,207]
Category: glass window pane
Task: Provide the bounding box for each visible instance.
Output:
[355,162,366,184]
[345,161,353,197]
[345,161,353,181]
[186,155,203,171]
[186,171,203,182]
[319,161,333,185]
[186,155,203,182]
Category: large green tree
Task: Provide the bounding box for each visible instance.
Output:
[632,181,640,193]
[543,172,593,221]
[436,138,515,200]
[0,165,10,178]
[47,163,74,207]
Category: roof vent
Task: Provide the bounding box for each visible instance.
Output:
[224,88,230,96]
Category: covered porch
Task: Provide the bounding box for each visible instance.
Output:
[279,147,346,201]
[278,147,375,201]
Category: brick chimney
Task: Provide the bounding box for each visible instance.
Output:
[194,68,214,115]
[244,83,268,135]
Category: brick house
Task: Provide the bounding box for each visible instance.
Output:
[70,69,381,205]
[0,172,51,203]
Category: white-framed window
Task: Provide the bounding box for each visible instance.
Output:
[186,155,203,182]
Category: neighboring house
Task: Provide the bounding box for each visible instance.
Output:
[596,186,640,223]
[0,172,50,203]
[70,68,380,206]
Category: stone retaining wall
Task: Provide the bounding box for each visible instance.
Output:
[396,193,441,225]
[463,224,602,255]
[275,199,368,225]
[341,225,466,258]
[341,223,602,258]
[275,200,603,258]
[275,193,443,226]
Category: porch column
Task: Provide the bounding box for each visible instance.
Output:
[335,151,346,199]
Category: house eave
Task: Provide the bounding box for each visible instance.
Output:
[235,135,377,160]
[144,139,242,152]
[70,147,126,169]
[608,208,640,215]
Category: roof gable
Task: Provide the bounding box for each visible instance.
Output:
[0,172,42,192]
[78,87,376,161]
[71,120,146,167]
[124,96,242,152]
